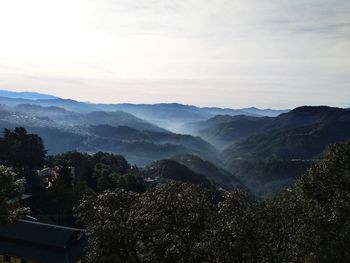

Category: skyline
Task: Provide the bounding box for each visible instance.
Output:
[0,0,349,108]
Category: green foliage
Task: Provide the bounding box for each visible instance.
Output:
[0,127,46,180]
[76,141,350,262]
[51,151,134,192]
[294,142,350,261]
[49,151,95,187]
[1,126,349,261]
[130,182,216,262]
[214,190,262,262]
[75,189,140,263]
[0,165,28,223]
[92,151,131,174]
[75,182,217,263]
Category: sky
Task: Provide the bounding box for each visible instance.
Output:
[0,0,349,108]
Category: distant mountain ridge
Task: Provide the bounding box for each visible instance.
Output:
[0,89,288,120]
[1,89,350,199]
[181,105,350,197]
[241,107,289,117]
[0,104,218,165]
[223,106,350,161]
[0,89,58,100]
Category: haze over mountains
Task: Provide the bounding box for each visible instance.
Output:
[0,89,349,198]
[0,89,287,131]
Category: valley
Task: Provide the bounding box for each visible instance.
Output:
[0,90,349,198]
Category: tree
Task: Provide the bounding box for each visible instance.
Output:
[92,152,131,174]
[214,190,264,262]
[0,165,28,223]
[294,142,350,261]
[75,189,140,263]
[73,141,350,262]
[0,127,46,180]
[126,181,216,262]
[94,163,115,192]
[75,182,217,263]
[115,173,145,193]
[49,151,95,188]
[51,151,133,192]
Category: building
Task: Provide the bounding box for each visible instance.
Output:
[37,167,59,188]
[0,220,87,263]
[6,194,31,205]
[37,166,76,188]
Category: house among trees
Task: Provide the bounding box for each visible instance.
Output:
[37,167,59,188]
[37,166,76,188]
[0,220,86,263]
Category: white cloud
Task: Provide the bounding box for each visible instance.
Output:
[0,0,349,108]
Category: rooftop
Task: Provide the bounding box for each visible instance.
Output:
[0,219,87,263]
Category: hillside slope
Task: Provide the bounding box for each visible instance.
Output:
[171,154,245,190]
[186,115,273,148]
[143,159,212,187]
[221,106,350,198]
[0,106,218,165]
[223,107,350,160]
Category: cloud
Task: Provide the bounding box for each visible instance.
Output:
[0,0,349,108]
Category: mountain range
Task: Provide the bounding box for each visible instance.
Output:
[0,90,288,131]
[0,89,349,198]
[222,106,350,160]
[0,90,59,100]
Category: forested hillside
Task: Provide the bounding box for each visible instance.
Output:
[0,91,350,198]
[2,127,349,262]
[74,142,350,262]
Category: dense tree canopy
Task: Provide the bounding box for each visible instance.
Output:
[294,142,350,261]
[75,182,217,263]
[0,165,28,223]
[76,142,350,263]
[0,128,144,226]
[75,189,139,262]
[1,127,349,261]
[0,127,46,193]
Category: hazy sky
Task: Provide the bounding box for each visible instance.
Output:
[0,0,349,108]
